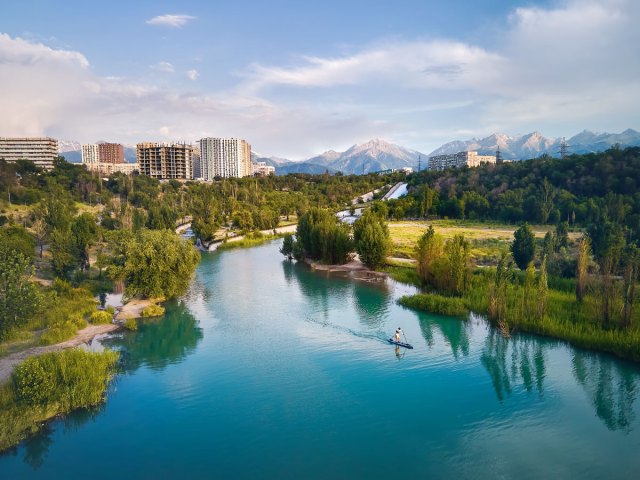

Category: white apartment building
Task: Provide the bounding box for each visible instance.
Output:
[428,151,496,171]
[81,144,99,165]
[252,161,275,177]
[199,138,251,179]
[0,137,58,170]
[84,162,139,176]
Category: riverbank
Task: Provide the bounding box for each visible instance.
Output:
[0,323,120,385]
[304,255,389,283]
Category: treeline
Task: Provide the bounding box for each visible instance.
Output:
[384,147,640,241]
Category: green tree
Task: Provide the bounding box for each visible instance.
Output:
[555,221,569,251]
[49,227,77,278]
[576,237,591,302]
[511,223,536,271]
[0,224,36,259]
[353,210,390,269]
[71,213,99,271]
[542,231,555,260]
[190,186,221,242]
[621,243,640,328]
[537,256,548,319]
[445,234,470,295]
[415,226,445,287]
[0,244,42,339]
[280,234,295,260]
[107,229,200,299]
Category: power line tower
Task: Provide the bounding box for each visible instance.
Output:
[559,137,570,159]
[417,155,421,172]
[496,147,503,164]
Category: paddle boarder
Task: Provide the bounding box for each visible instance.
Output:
[395,327,402,344]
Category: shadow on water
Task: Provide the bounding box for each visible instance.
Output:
[572,350,638,432]
[105,299,203,373]
[352,282,392,329]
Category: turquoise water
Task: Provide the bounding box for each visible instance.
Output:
[2,240,640,478]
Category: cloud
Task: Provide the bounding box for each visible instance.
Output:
[0,32,88,68]
[150,61,174,73]
[145,14,196,28]
[186,69,199,81]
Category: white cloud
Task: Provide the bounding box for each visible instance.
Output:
[1,0,639,157]
[145,14,196,28]
[150,61,174,73]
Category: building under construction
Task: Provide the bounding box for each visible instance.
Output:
[136,142,193,180]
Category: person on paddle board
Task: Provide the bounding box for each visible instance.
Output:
[395,327,402,343]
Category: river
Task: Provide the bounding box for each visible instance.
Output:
[2,240,640,478]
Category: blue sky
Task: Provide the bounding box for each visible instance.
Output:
[1,0,638,157]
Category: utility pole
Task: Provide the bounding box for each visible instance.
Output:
[418,155,421,172]
[559,137,570,159]
[496,147,503,164]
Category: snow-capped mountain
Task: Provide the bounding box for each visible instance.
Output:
[277,139,425,175]
[427,129,640,160]
[58,140,82,153]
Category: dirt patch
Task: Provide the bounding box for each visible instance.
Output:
[0,323,120,385]
[115,298,161,320]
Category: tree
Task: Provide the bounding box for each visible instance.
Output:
[489,253,513,334]
[0,244,42,339]
[511,223,536,271]
[0,225,36,259]
[280,234,295,260]
[49,228,77,278]
[107,229,200,299]
[415,226,445,287]
[576,237,591,302]
[537,256,548,319]
[555,221,569,251]
[190,186,221,242]
[621,243,640,328]
[542,231,555,260]
[71,213,99,271]
[445,234,470,295]
[353,210,390,269]
[296,207,353,264]
[522,261,536,320]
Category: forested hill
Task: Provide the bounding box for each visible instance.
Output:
[399,147,640,239]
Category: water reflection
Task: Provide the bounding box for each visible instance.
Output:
[107,300,203,372]
[481,331,547,401]
[417,312,471,358]
[21,426,53,470]
[572,351,637,432]
[352,282,391,329]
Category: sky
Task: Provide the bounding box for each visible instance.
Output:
[0,0,638,158]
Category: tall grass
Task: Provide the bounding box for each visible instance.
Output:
[399,294,467,317]
[0,348,119,451]
[216,233,285,251]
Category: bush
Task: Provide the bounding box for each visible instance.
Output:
[69,315,88,329]
[398,293,468,317]
[106,305,116,315]
[123,318,138,331]
[13,349,119,410]
[141,304,165,317]
[90,310,113,325]
[39,322,78,345]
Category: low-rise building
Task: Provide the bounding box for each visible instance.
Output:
[252,161,275,177]
[428,151,496,171]
[0,137,58,170]
[83,162,138,176]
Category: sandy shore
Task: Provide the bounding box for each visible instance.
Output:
[0,323,120,384]
[305,255,388,282]
[114,297,161,320]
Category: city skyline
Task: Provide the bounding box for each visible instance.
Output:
[1,0,639,159]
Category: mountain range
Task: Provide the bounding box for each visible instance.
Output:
[58,128,640,175]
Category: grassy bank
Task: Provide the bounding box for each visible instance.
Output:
[399,293,468,317]
[398,267,640,362]
[216,232,285,251]
[0,348,119,452]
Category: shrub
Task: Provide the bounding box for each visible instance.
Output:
[90,310,113,325]
[39,322,77,345]
[106,305,116,315]
[398,293,468,317]
[141,304,165,317]
[13,349,119,410]
[69,315,88,329]
[123,318,138,331]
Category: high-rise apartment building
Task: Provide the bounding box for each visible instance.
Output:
[136,142,193,180]
[0,137,58,170]
[98,143,124,164]
[199,138,251,179]
[192,145,202,180]
[81,144,99,165]
[428,151,496,171]
[82,142,125,164]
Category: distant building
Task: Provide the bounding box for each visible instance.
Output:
[81,144,99,165]
[428,151,496,171]
[199,138,251,179]
[84,162,138,176]
[97,143,124,164]
[136,142,193,180]
[252,161,275,177]
[0,137,58,170]
[192,145,202,180]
